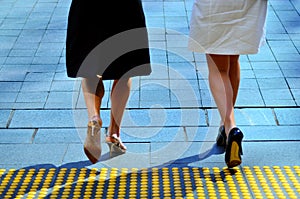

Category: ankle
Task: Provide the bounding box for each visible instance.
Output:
[108,127,120,137]
[108,132,120,138]
[90,115,102,125]
[224,124,236,136]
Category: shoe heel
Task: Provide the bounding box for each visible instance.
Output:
[106,142,114,157]
[238,140,243,155]
[111,142,126,153]
[105,133,127,158]
[229,141,242,166]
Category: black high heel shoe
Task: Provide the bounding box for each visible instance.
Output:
[225,127,243,168]
[216,125,226,147]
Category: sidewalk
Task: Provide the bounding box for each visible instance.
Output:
[0,0,300,198]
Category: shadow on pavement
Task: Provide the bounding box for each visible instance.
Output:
[0,144,238,198]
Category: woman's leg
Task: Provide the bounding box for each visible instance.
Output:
[207,54,243,168]
[81,77,104,121]
[229,55,240,105]
[206,54,236,135]
[81,77,104,163]
[106,78,132,150]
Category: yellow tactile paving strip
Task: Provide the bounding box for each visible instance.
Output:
[0,166,299,199]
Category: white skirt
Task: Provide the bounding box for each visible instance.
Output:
[188,0,268,55]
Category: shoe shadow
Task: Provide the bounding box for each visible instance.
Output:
[19,160,94,170]
[98,152,123,161]
[158,143,225,168]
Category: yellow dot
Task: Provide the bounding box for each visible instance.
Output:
[140,193,148,198]
[283,185,291,189]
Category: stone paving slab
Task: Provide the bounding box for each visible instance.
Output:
[0,110,11,128]
[1,120,300,169]
[9,110,76,128]
[0,144,68,166]
[208,108,277,126]
[1,139,299,170]
[0,129,34,144]
[33,128,81,144]
[243,141,300,167]
[274,108,300,125]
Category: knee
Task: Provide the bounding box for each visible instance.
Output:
[218,67,230,75]
[207,54,230,74]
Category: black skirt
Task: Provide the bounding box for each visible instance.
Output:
[66,0,152,79]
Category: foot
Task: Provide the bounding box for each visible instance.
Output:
[84,118,102,163]
[106,133,127,156]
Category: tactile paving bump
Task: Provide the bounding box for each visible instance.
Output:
[0,166,300,198]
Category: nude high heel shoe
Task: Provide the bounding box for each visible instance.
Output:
[105,130,126,157]
[84,118,102,163]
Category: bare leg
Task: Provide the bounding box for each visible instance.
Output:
[207,54,243,168]
[81,77,104,122]
[229,55,240,105]
[106,78,131,151]
[81,77,104,163]
[206,54,238,136]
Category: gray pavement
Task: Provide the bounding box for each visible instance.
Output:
[0,0,299,172]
